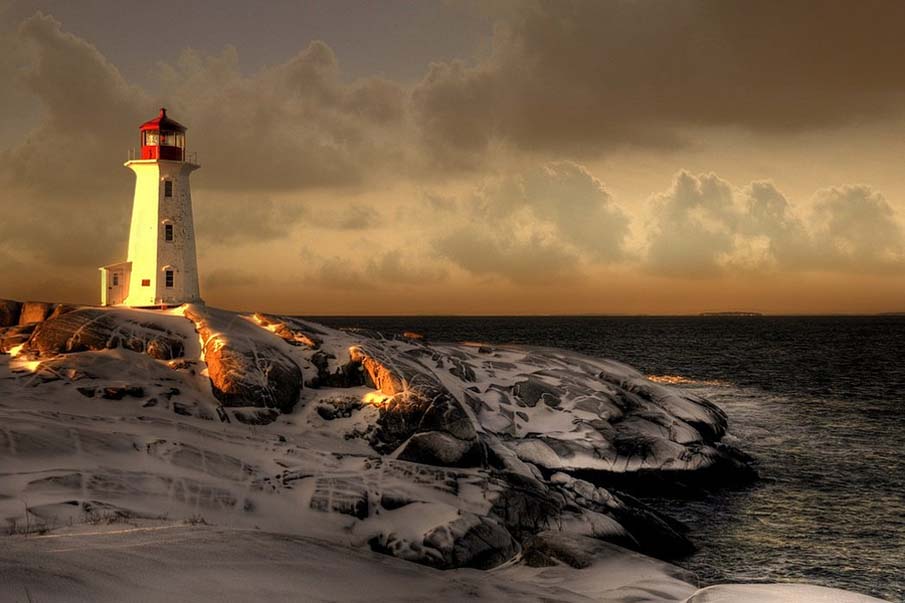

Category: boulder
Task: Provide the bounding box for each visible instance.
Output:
[203,340,300,412]
[350,346,407,395]
[423,513,517,569]
[252,313,322,348]
[308,350,365,388]
[0,299,21,327]
[351,345,479,466]
[26,309,185,360]
[309,476,370,519]
[185,306,302,413]
[48,304,79,320]
[522,531,599,568]
[18,301,55,325]
[395,431,480,467]
[0,324,36,353]
[369,511,518,570]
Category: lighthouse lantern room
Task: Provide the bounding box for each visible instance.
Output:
[99,108,202,307]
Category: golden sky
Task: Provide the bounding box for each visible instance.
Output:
[1,1,904,314]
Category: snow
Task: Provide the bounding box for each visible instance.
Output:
[0,305,892,602]
[684,584,889,603]
[1,524,885,603]
[0,523,685,603]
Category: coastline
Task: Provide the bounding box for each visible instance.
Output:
[0,301,893,602]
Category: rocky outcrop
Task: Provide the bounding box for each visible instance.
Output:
[349,345,482,467]
[18,301,56,325]
[0,299,79,328]
[25,309,185,360]
[0,323,36,353]
[185,306,302,416]
[0,299,22,327]
[0,303,757,577]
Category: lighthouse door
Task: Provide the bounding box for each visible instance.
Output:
[108,270,125,305]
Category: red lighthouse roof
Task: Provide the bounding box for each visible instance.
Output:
[140,107,187,133]
[138,108,187,161]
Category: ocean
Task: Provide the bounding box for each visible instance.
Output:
[314,315,905,602]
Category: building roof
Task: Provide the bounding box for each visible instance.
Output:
[139,108,187,133]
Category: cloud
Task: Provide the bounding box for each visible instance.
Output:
[3,8,904,312]
[306,248,447,292]
[202,267,264,290]
[644,172,905,276]
[155,41,409,192]
[3,13,145,196]
[413,1,905,164]
[0,13,409,279]
[196,196,305,245]
[436,226,579,284]
[811,185,905,272]
[646,172,739,276]
[435,161,628,282]
[366,250,448,286]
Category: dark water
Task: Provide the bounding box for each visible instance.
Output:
[314,316,905,601]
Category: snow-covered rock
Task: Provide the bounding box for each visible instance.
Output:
[26,308,186,360]
[684,584,889,603]
[0,301,890,601]
[184,305,302,416]
[0,302,746,567]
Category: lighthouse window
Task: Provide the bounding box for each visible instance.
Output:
[164,224,174,241]
[143,131,159,146]
[165,270,174,288]
[164,180,173,197]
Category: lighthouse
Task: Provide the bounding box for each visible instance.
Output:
[100,108,202,307]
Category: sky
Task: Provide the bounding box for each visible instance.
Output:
[1,0,904,315]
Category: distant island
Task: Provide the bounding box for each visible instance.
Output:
[700,311,764,317]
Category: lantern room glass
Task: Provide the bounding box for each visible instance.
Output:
[143,130,184,148]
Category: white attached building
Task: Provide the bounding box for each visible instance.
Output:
[100,108,202,307]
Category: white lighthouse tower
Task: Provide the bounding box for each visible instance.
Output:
[100,108,203,307]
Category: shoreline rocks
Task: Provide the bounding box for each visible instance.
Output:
[0,300,758,571]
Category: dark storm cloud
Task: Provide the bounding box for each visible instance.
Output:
[3,6,904,309]
[0,13,405,276]
[4,13,407,198]
[3,13,145,195]
[0,13,142,271]
[157,41,408,192]
[414,0,905,162]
